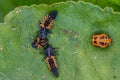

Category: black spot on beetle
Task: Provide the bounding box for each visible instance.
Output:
[100,36,104,39]
[99,42,104,45]
[94,37,97,39]
[94,41,97,44]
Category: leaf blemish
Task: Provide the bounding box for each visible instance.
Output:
[114,75,116,79]
[72,51,77,55]
[15,8,21,14]
[0,46,3,51]
[94,56,97,59]
[62,29,70,34]
[12,28,16,31]
[42,75,47,79]
[61,28,78,38]
[17,67,21,71]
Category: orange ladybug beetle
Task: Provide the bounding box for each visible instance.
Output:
[92,33,112,48]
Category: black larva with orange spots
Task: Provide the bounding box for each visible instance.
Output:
[32,36,48,49]
[44,45,59,77]
[40,10,58,29]
[32,10,58,49]
[31,29,49,49]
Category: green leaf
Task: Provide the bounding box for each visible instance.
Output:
[0,0,72,22]
[1,0,120,22]
[82,0,120,12]
[0,1,120,80]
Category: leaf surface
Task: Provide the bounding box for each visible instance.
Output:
[0,1,120,80]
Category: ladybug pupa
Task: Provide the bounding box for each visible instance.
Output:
[92,33,112,48]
